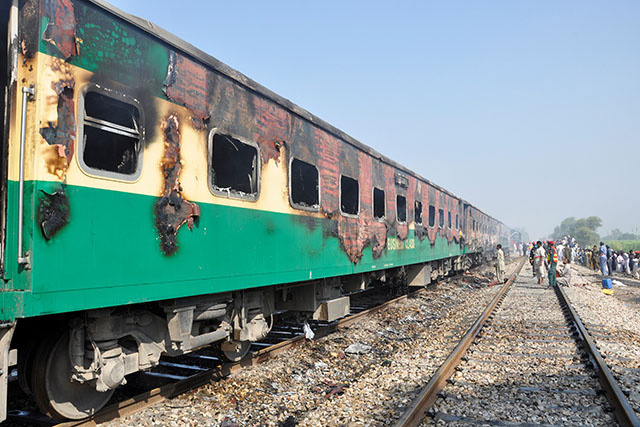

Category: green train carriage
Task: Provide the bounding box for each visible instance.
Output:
[0,0,510,420]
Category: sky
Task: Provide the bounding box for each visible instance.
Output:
[108,0,640,240]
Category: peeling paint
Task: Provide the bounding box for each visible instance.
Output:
[42,0,78,60]
[37,188,70,240]
[163,51,210,129]
[154,115,200,255]
[39,78,75,177]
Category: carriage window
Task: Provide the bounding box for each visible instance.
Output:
[373,188,385,219]
[396,195,407,223]
[210,133,259,199]
[414,201,423,225]
[455,214,459,229]
[290,159,319,209]
[80,90,142,178]
[428,205,435,227]
[340,175,359,215]
[439,209,444,227]
[448,211,452,228]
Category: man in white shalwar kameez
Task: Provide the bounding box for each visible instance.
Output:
[534,241,546,284]
[495,244,506,283]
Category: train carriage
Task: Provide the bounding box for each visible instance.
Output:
[0,0,510,420]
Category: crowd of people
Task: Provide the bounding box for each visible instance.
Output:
[513,237,640,285]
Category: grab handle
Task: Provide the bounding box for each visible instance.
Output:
[17,86,35,269]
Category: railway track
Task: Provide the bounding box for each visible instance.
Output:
[397,258,640,426]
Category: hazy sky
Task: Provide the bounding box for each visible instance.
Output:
[108,1,640,239]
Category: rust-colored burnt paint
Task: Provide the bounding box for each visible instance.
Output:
[39,79,75,174]
[254,97,291,164]
[154,115,201,255]
[42,0,78,60]
[163,52,210,130]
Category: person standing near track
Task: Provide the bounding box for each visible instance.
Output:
[599,241,608,276]
[495,244,506,283]
[546,241,558,287]
[534,241,546,284]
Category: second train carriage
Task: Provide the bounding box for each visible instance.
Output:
[0,0,511,420]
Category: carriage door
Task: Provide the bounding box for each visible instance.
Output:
[0,1,14,275]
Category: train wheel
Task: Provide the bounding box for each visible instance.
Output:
[220,340,251,362]
[31,330,115,420]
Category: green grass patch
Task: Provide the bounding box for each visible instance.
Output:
[605,240,640,252]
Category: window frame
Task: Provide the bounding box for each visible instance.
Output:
[428,205,436,228]
[339,174,360,217]
[77,84,144,182]
[447,211,452,229]
[372,187,385,221]
[438,208,445,228]
[414,200,423,225]
[207,128,261,202]
[396,194,407,224]
[455,213,459,229]
[288,157,321,212]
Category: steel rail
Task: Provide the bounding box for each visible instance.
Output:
[554,284,640,426]
[395,257,526,427]
[54,282,428,426]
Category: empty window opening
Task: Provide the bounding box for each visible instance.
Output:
[211,133,258,197]
[340,175,359,215]
[448,211,452,228]
[396,195,407,223]
[414,201,423,224]
[373,188,385,219]
[455,214,459,229]
[290,159,319,209]
[439,209,444,227]
[428,205,435,227]
[82,91,141,176]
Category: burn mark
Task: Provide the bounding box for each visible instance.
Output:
[39,79,75,173]
[42,0,78,60]
[154,115,200,255]
[37,188,70,240]
[163,51,210,129]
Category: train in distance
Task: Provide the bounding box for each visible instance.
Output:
[0,0,516,421]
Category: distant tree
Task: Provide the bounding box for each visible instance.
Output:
[550,216,601,247]
[602,228,639,241]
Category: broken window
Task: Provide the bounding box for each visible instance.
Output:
[455,214,459,229]
[396,195,407,223]
[373,187,385,220]
[340,175,359,215]
[439,209,444,227]
[81,90,141,178]
[414,201,423,225]
[290,158,319,209]
[210,133,259,199]
[428,205,435,227]
[448,211,452,228]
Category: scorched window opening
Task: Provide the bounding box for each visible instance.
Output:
[340,175,359,216]
[290,158,319,210]
[79,89,143,180]
[428,205,435,228]
[414,201,423,225]
[373,187,385,220]
[396,195,407,223]
[209,132,259,200]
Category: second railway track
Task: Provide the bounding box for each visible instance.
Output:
[398,259,640,426]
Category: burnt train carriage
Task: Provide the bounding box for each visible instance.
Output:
[0,0,510,420]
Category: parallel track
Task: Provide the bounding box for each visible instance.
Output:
[396,258,640,426]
